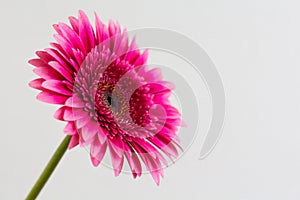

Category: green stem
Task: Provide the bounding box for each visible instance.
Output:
[25,135,71,200]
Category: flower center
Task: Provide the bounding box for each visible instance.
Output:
[103,90,119,112]
[106,95,112,106]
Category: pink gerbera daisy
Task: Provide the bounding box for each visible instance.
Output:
[29,10,182,185]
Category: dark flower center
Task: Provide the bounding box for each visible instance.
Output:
[106,95,112,106]
[102,89,122,115]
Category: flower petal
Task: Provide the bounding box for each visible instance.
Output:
[75,111,90,128]
[54,106,75,121]
[28,78,45,90]
[48,61,74,83]
[53,33,74,59]
[42,80,72,96]
[33,67,63,80]
[37,90,68,104]
[134,49,148,67]
[108,139,124,176]
[68,134,79,149]
[148,135,178,160]
[95,12,109,44]
[81,121,98,144]
[28,59,48,68]
[36,51,54,63]
[78,10,95,52]
[59,22,86,53]
[68,16,79,34]
[130,141,162,185]
[46,47,76,73]
[65,96,85,108]
[90,139,107,166]
[124,143,142,178]
[64,121,77,135]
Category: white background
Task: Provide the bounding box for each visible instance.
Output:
[1,0,300,199]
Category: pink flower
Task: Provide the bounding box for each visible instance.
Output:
[29,10,182,185]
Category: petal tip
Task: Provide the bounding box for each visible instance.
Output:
[91,157,101,167]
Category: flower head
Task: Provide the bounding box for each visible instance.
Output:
[29,10,182,185]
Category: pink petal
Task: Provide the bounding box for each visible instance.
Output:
[42,80,72,96]
[48,61,74,83]
[29,78,45,90]
[75,112,90,128]
[46,47,76,73]
[64,121,77,135]
[124,36,138,61]
[133,138,157,159]
[59,22,86,52]
[36,51,54,63]
[63,107,74,121]
[110,27,126,55]
[90,139,107,166]
[131,141,162,185]
[68,16,79,34]
[69,58,80,72]
[124,144,142,178]
[134,49,148,66]
[33,67,63,80]
[108,20,121,37]
[28,59,48,68]
[78,10,95,52]
[55,106,85,121]
[143,68,163,82]
[94,12,109,44]
[108,140,124,176]
[149,168,161,186]
[81,121,98,143]
[97,127,107,144]
[109,136,125,158]
[62,80,74,91]
[53,34,74,58]
[71,48,84,67]
[53,24,63,35]
[37,90,68,104]
[65,96,85,108]
[72,108,88,118]
[68,134,79,149]
[54,106,76,121]
[54,106,66,121]
[148,135,178,160]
